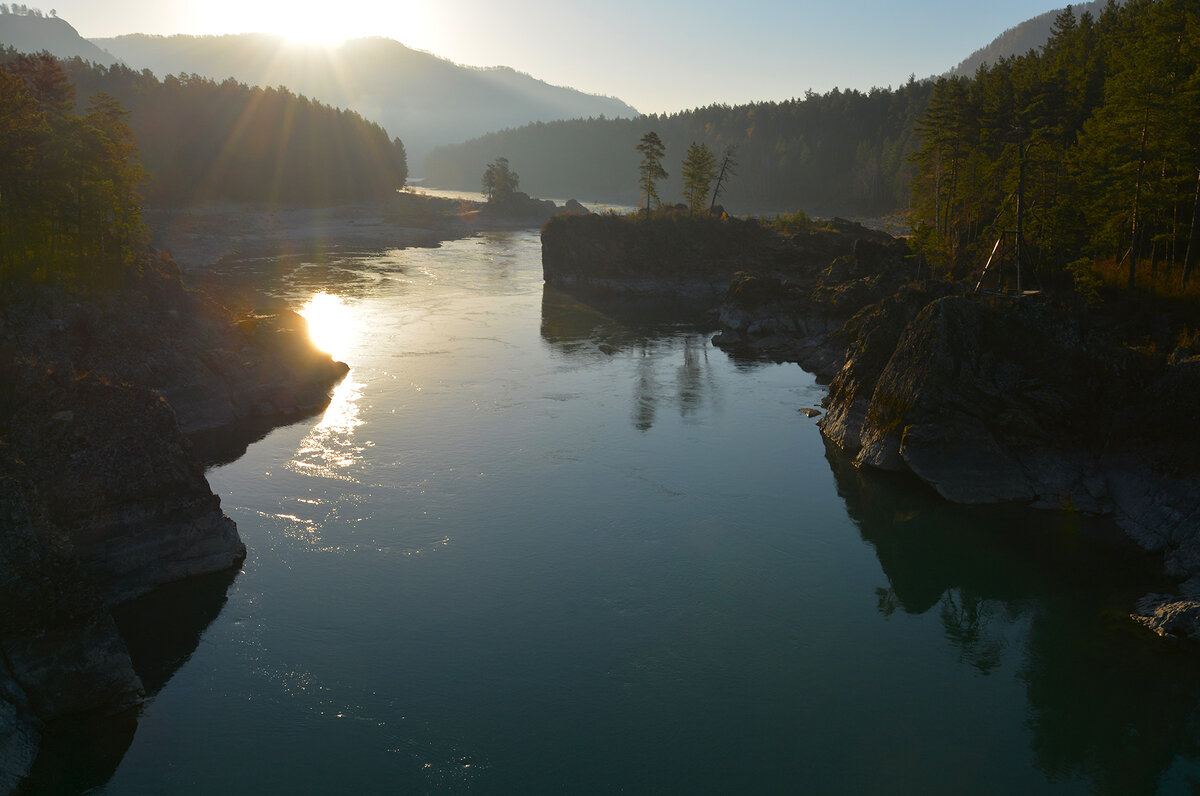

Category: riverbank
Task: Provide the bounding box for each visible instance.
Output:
[144,196,468,271]
[541,211,1200,641]
[0,189,587,789]
[147,191,585,272]
[0,248,351,789]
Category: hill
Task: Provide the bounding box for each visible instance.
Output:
[424,82,933,217]
[0,5,115,64]
[56,56,409,206]
[948,1,1114,77]
[90,32,639,172]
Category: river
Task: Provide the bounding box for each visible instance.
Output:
[96,227,1200,794]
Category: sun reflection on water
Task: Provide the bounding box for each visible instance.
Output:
[288,374,366,482]
[298,292,360,360]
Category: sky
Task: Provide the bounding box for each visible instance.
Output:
[45,0,1071,114]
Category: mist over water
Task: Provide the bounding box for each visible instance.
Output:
[99,230,1200,794]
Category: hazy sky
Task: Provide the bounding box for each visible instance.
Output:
[46,0,1070,113]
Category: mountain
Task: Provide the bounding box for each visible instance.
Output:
[91,32,640,174]
[424,81,933,216]
[0,7,116,64]
[948,1,1115,77]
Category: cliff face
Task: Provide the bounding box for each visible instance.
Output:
[2,367,245,604]
[0,443,144,793]
[0,254,347,789]
[820,294,1200,575]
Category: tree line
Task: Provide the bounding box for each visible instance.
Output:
[45,55,408,206]
[0,50,412,282]
[425,80,933,215]
[909,0,1200,291]
[0,53,143,281]
[0,5,56,16]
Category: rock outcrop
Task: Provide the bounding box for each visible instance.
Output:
[2,367,245,604]
[541,211,1200,639]
[0,253,347,789]
[542,211,791,301]
[816,293,1200,581]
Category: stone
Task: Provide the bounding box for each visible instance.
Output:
[1133,594,1200,640]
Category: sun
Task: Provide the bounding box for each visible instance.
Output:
[274,15,351,46]
[298,292,360,360]
[192,0,438,50]
[196,0,360,46]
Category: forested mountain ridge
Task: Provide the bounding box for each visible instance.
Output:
[90,32,638,170]
[0,4,115,65]
[947,1,1115,78]
[1,50,409,206]
[425,81,934,217]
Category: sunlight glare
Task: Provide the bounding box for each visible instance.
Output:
[299,292,360,360]
[288,374,365,482]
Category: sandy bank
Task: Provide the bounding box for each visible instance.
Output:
[144,200,469,270]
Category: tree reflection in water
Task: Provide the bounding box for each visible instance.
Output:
[540,287,719,432]
[826,440,1200,794]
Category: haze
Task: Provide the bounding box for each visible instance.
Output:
[52,0,1071,114]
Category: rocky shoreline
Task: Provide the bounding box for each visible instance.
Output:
[0,250,348,790]
[541,213,1200,641]
[1,192,591,790]
[148,193,589,272]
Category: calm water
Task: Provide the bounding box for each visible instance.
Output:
[94,229,1200,795]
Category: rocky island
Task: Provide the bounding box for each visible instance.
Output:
[542,211,1200,640]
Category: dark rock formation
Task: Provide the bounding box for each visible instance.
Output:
[2,367,245,604]
[540,210,1200,639]
[0,253,347,789]
[1135,588,1200,640]
[562,198,590,215]
[1,255,348,441]
[817,293,1200,577]
[480,191,560,223]
[542,212,788,301]
[0,443,144,793]
[813,290,1200,634]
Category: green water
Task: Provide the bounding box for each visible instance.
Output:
[86,230,1200,795]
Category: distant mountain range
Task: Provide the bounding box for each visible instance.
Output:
[0,10,638,174]
[91,34,639,171]
[948,1,1116,77]
[2,5,1129,179]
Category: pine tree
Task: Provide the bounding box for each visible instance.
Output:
[681,141,716,214]
[636,131,667,213]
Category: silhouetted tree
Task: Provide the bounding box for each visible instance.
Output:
[481,156,518,202]
[709,145,738,212]
[637,131,667,213]
[681,141,716,214]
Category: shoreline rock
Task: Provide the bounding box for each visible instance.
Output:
[0,251,348,789]
[540,211,1200,639]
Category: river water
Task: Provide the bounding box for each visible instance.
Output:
[96,228,1200,794]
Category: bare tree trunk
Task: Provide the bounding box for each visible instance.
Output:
[1128,103,1151,291]
[1183,168,1200,287]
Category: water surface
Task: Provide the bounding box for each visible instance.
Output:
[100,229,1200,794]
